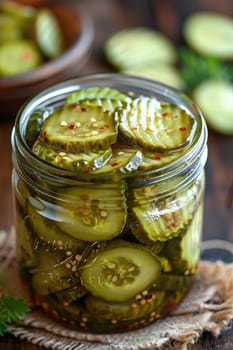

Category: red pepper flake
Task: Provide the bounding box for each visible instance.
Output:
[82,169,90,174]
[111,162,119,167]
[21,50,33,61]
[43,130,48,137]
[179,127,187,131]
[81,107,88,112]
[162,112,168,117]
[69,124,76,130]
[165,301,177,314]
[153,156,161,160]
[104,124,110,128]
[71,103,80,110]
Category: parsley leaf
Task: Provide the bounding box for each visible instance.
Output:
[0,270,30,336]
[179,47,233,93]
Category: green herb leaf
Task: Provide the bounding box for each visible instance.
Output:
[0,296,30,336]
[179,46,233,93]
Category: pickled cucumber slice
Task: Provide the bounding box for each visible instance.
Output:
[118,97,196,151]
[27,196,86,253]
[15,208,35,266]
[32,138,112,172]
[0,14,22,43]
[33,8,64,59]
[89,144,143,175]
[25,110,44,147]
[31,253,77,295]
[66,87,132,106]
[56,184,127,241]
[40,105,119,153]
[55,283,87,305]
[0,39,42,76]
[139,149,182,171]
[156,273,195,291]
[162,203,203,274]
[193,79,233,135]
[85,289,165,321]
[121,64,184,90]
[81,242,161,302]
[183,12,233,60]
[104,27,177,70]
[129,177,202,243]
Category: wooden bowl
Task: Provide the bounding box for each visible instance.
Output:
[0,0,94,119]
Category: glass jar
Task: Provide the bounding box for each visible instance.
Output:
[11,73,208,333]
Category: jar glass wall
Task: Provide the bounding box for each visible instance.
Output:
[11,74,208,333]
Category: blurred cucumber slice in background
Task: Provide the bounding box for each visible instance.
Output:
[193,79,233,135]
[183,12,233,60]
[104,27,177,70]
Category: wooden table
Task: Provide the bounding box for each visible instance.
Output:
[0,0,232,348]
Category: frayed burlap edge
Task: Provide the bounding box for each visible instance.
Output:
[1,227,233,350]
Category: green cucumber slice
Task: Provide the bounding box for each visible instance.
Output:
[40,105,119,153]
[32,139,112,172]
[25,110,44,147]
[121,64,184,90]
[139,149,182,171]
[104,27,177,70]
[85,289,165,321]
[162,202,203,274]
[89,144,143,175]
[56,184,127,242]
[33,8,64,59]
[118,97,196,151]
[129,176,203,243]
[0,39,42,76]
[55,283,88,304]
[27,196,86,253]
[0,14,22,43]
[193,79,233,135]
[183,12,233,60]
[66,87,132,106]
[81,242,161,302]
[31,253,77,295]
[156,273,195,291]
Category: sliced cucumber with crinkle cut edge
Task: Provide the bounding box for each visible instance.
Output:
[139,149,183,171]
[27,196,86,253]
[31,253,77,295]
[156,273,196,291]
[40,105,119,153]
[162,202,203,274]
[193,79,233,135]
[56,184,127,242]
[55,283,88,305]
[183,12,233,60]
[81,241,161,302]
[129,176,202,243]
[85,289,165,321]
[32,138,112,172]
[104,27,177,70]
[89,144,143,175]
[66,87,132,106]
[117,96,196,151]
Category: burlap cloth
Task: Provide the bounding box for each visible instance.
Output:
[1,227,233,350]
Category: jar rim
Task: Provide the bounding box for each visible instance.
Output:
[12,73,208,184]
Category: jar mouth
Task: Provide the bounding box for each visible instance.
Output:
[12,73,208,185]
